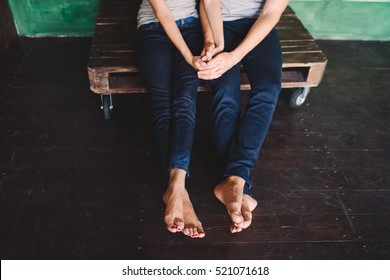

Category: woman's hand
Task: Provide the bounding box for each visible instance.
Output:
[189,55,208,71]
[201,41,215,62]
[201,41,224,63]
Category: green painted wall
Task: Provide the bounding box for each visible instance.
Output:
[7,0,390,40]
[8,0,100,36]
[290,0,390,40]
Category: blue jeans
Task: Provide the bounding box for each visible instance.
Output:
[136,17,202,183]
[210,19,282,196]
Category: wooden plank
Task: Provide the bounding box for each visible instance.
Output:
[89,41,323,60]
[89,42,323,57]
[88,57,137,70]
[92,23,137,40]
[89,50,327,70]
[283,52,328,65]
[277,28,314,41]
[88,68,309,94]
[97,9,138,20]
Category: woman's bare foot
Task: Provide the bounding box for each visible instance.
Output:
[182,197,205,238]
[214,176,257,233]
[163,185,185,233]
[162,169,205,238]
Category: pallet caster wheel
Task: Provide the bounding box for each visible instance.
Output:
[100,94,113,120]
[289,87,311,108]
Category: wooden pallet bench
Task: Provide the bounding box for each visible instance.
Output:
[88,0,327,119]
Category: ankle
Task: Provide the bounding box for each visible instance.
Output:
[224,176,245,186]
[167,169,187,191]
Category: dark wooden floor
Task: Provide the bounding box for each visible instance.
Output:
[0,38,389,260]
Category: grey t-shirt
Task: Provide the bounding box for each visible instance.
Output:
[137,0,198,28]
[221,0,265,21]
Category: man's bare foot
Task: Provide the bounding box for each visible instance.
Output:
[162,169,205,238]
[214,176,257,233]
[237,194,258,231]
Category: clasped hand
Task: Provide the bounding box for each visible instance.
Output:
[192,43,237,80]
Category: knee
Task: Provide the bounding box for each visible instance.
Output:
[213,86,241,111]
[153,109,171,128]
[172,92,196,111]
[172,95,196,123]
[250,81,281,106]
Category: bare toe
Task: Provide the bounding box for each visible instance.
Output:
[241,194,258,229]
[191,225,205,238]
[230,223,243,233]
[182,200,205,239]
[214,176,246,231]
[165,216,184,233]
[198,230,205,238]
[163,187,184,234]
[227,203,244,226]
[183,227,189,236]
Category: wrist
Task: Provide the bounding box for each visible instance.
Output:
[203,30,214,43]
[231,48,244,63]
[185,54,194,66]
[214,38,224,50]
[204,40,215,47]
[215,42,224,51]
[203,35,215,48]
[182,50,193,64]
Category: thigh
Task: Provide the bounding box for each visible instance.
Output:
[242,29,282,94]
[136,27,173,92]
[209,20,247,102]
[172,23,202,80]
[180,22,203,57]
[223,20,249,52]
[171,24,202,100]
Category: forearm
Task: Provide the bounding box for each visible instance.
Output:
[149,0,194,64]
[199,0,214,45]
[160,14,194,62]
[232,0,289,62]
[202,0,224,49]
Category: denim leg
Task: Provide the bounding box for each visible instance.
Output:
[210,21,244,165]
[210,64,241,160]
[136,22,201,182]
[225,28,282,195]
[136,28,173,182]
[168,25,202,176]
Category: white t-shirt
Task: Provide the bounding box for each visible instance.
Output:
[221,0,265,21]
[137,0,198,28]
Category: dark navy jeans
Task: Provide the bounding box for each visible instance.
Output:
[136,17,202,183]
[210,18,282,196]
